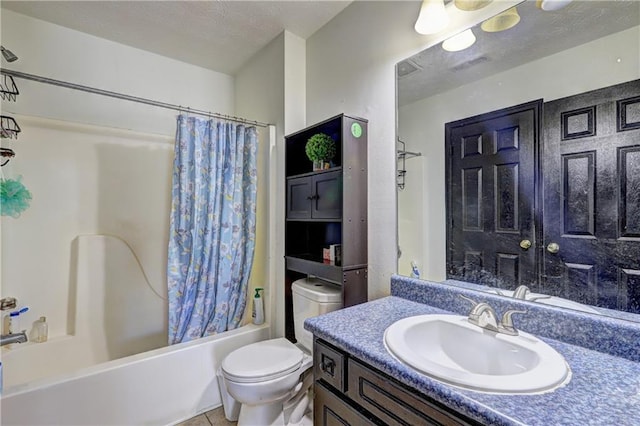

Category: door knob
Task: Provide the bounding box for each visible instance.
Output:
[519,239,532,250]
[546,242,560,254]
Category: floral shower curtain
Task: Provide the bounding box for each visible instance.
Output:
[167,115,258,344]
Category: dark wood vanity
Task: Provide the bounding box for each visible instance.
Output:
[313,338,481,426]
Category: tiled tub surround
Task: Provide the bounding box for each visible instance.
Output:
[304,276,640,426]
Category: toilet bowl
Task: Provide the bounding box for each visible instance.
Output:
[218,278,342,425]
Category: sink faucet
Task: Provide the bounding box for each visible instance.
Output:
[467,300,500,332]
[460,295,526,336]
[513,285,551,302]
[1,331,28,346]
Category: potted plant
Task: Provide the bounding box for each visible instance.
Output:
[305,133,336,171]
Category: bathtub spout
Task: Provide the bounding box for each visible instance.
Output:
[1,331,28,346]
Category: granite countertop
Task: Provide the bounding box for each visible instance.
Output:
[304,296,640,426]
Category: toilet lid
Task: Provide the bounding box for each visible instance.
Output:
[221,338,304,383]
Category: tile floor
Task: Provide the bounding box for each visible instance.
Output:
[176,406,236,426]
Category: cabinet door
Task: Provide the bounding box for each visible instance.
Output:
[287,176,312,219]
[347,358,474,426]
[314,381,378,426]
[312,170,342,219]
[287,170,342,220]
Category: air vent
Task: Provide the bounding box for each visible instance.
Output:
[451,56,489,72]
[397,59,422,78]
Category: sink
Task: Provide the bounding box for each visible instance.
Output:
[384,315,571,394]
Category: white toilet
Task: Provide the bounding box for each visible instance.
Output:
[218,277,342,425]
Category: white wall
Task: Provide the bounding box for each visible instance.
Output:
[0,0,522,343]
[306,2,413,299]
[305,1,516,299]
[235,30,306,338]
[0,115,173,340]
[0,9,234,134]
[398,25,640,281]
[0,10,244,341]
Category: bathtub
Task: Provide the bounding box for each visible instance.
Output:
[1,323,270,425]
[1,235,270,424]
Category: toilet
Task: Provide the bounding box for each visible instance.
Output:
[218,277,342,425]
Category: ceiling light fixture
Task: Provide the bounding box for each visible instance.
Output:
[536,0,573,11]
[442,28,477,52]
[480,6,520,32]
[415,0,450,35]
[454,0,493,12]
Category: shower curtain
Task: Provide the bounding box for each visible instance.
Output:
[167,115,258,344]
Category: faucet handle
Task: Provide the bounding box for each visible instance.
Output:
[513,285,531,300]
[499,309,527,336]
[459,294,479,307]
[529,294,552,302]
[492,288,506,296]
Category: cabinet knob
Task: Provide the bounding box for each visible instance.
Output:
[519,239,532,250]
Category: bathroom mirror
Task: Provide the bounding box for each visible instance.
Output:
[396,0,640,322]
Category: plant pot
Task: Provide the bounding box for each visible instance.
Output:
[313,160,324,171]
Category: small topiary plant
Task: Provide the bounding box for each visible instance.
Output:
[305,133,336,162]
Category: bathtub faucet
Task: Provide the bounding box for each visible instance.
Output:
[1,331,28,346]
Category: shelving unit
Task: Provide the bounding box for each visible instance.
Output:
[284,114,368,340]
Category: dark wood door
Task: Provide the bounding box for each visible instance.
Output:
[286,170,342,220]
[287,176,312,219]
[446,101,541,289]
[312,170,342,219]
[542,79,640,313]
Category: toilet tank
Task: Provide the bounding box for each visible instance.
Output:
[292,278,342,352]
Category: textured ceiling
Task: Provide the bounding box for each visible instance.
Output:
[1,0,352,75]
[398,0,640,106]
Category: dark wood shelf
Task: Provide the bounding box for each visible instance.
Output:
[286,166,343,180]
[285,255,343,284]
[286,218,342,223]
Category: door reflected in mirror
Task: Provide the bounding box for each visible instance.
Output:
[396,0,640,322]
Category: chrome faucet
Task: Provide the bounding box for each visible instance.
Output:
[1,330,28,346]
[460,295,526,336]
[466,300,500,332]
[513,285,551,302]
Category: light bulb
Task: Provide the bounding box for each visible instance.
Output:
[454,0,492,12]
[415,0,450,35]
[442,29,476,52]
[536,0,573,11]
[481,6,520,33]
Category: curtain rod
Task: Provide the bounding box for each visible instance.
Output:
[1,68,271,128]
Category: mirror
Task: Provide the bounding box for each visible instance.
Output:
[396,0,640,322]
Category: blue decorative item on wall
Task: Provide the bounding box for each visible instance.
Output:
[0,175,32,218]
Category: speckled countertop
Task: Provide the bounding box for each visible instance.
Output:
[304,279,640,426]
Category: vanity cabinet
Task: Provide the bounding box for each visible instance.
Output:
[313,338,480,426]
[284,114,368,340]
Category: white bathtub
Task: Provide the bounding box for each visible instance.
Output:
[1,235,270,424]
[1,323,270,425]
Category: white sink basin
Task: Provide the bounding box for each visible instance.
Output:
[384,315,571,394]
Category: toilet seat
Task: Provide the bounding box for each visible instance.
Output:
[222,338,305,383]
